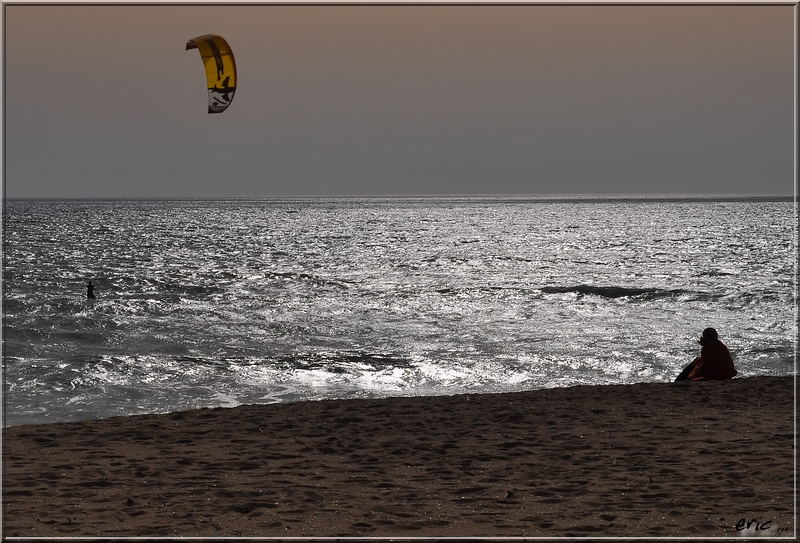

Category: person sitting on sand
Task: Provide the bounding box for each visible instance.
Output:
[675,328,737,381]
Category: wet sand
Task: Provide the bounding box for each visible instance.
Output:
[3,376,795,538]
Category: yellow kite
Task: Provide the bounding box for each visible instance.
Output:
[186,34,237,114]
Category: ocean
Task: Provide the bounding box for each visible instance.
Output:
[2,196,796,426]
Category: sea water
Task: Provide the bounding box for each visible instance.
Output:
[2,196,796,426]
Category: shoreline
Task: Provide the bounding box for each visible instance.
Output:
[3,375,795,537]
[5,369,795,430]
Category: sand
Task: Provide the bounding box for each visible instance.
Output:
[2,375,795,538]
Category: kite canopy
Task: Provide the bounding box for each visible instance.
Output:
[186,34,237,114]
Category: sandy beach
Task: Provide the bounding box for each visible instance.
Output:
[3,375,795,538]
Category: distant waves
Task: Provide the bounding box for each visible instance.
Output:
[540,285,692,299]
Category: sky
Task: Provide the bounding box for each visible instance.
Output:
[2,2,796,198]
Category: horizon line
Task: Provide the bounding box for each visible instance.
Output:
[2,193,795,201]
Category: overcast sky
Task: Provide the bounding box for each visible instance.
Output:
[2,2,796,198]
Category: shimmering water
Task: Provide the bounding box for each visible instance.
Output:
[2,197,796,426]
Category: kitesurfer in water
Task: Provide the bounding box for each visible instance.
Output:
[87,281,95,299]
[675,328,737,381]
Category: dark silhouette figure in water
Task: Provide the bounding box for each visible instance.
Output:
[675,328,738,381]
[87,281,95,299]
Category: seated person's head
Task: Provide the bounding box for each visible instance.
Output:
[700,327,718,345]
